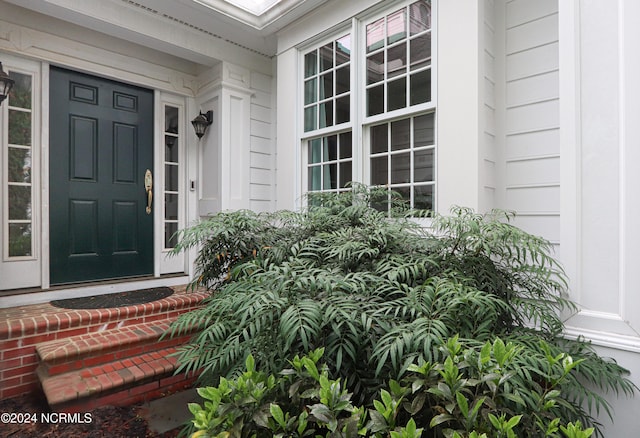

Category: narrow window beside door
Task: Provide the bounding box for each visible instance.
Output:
[164,105,180,249]
[5,71,33,259]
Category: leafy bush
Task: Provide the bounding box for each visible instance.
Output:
[169,186,635,435]
[187,346,598,438]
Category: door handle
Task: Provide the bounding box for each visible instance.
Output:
[144,169,153,214]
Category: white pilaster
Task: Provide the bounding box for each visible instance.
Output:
[436,0,482,212]
[197,62,254,215]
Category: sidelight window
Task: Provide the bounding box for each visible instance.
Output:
[4,71,34,258]
[163,105,180,249]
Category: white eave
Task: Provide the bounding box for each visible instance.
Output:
[3,0,330,58]
[169,0,330,33]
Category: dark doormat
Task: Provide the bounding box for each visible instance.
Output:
[50,287,174,309]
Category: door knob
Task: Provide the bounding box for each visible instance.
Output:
[144,169,153,214]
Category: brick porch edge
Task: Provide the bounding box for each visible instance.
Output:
[0,286,208,401]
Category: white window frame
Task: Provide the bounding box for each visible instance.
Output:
[157,93,187,275]
[300,26,355,199]
[0,56,42,290]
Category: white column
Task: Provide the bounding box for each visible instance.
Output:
[436,0,482,212]
[197,62,254,215]
[275,47,298,211]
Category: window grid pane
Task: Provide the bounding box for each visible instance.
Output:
[303,34,351,133]
[365,0,432,117]
[163,105,180,249]
[6,71,34,258]
[306,132,353,194]
[370,112,435,211]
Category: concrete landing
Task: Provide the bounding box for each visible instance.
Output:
[139,388,201,434]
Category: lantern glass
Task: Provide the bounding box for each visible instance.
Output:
[191,111,212,139]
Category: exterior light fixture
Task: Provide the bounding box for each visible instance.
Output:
[191,110,213,139]
[0,62,15,106]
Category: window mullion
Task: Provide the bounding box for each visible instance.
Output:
[352,16,364,187]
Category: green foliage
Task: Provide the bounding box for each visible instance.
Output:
[402,336,594,437]
[186,348,606,438]
[187,349,365,438]
[169,187,636,436]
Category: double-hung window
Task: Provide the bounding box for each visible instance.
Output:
[303,33,353,194]
[301,0,435,211]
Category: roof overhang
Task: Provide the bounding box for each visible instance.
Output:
[4,0,330,58]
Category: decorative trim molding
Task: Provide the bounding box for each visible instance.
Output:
[564,326,640,354]
[0,20,198,96]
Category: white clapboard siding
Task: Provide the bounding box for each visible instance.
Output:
[505,157,559,187]
[506,42,558,81]
[505,185,560,213]
[506,70,558,107]
[481,0,497,212]
[510,214,560,243]
[503,0,559,243]
[506,99,559,134]
[505,128,559,160]
[505,0,558,27]
[250,71,275,209]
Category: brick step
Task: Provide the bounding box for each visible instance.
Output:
[0,287,208,342]
[35,319,194,376]
[0,286,208,404]
[38,346,196,412]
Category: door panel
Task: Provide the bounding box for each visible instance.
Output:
[49,67,154,285]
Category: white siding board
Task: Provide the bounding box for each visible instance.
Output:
[484,22,495,54]
[250,71,272,93]
[484,51,495,83]
[511,214,560,243]
[250,119,271,139]
[505,185,560,213]
[480,0,497,214]
[251,135,272,154]
[506,157,559,187]
[506,0,558,28]
[250,184,272,200]
[485,0,495,29]
[484,104,495,135]
[248,71,274,209]
[250,151,271,169]
[506,42,558,81]
[505,128,559,159]
[484,77,495,109]
[252,89,271,108]
[483,187,495,209]
[507,71,559,107]
[251,103,271,123]
[250,168,272,185]
[483,133,496,161]
[505,99,558,134]
[506,14,558,55]
[501,0,560,249]
[250,200,272,212]
[483,159,496,188]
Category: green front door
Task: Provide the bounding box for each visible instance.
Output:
[49,67,154,285]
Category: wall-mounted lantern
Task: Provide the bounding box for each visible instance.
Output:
[191,110,213,139]
[0,62,15,106]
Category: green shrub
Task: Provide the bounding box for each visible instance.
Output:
[186,346,600,438]
[169,186,635,435]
